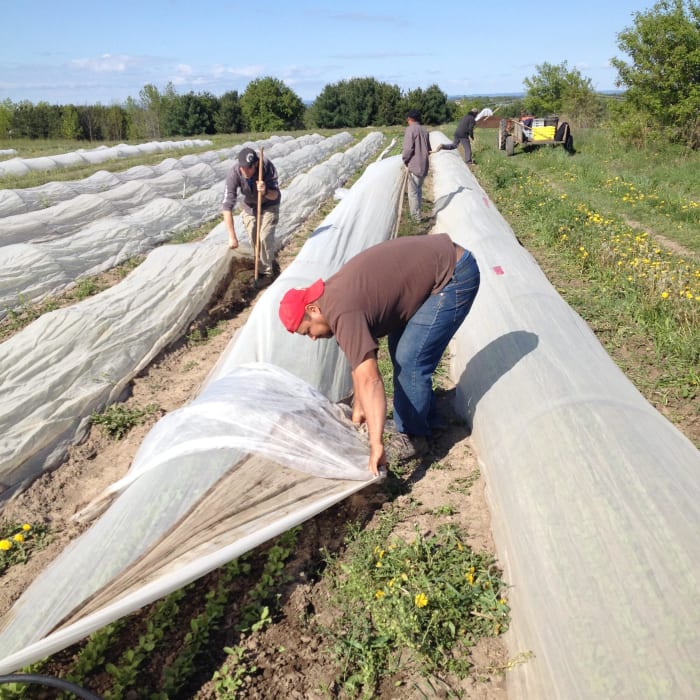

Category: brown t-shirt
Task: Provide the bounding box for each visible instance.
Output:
[320,234,458,369]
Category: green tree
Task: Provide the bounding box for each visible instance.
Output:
[523,60,601,124]
[163,91,218,136]
[103,104,128,141]
[611,0,700,148]
[139,83,164,138]
[308,77,402,128]
[9,100,60,138]
[308,81,347,128]
[215,90,243,133]
[402,84,452,125]
[77,105,103,141]
[0,99,14,138]
[240,77,305,131]
[375,82,403,126]
[61,105,81,139]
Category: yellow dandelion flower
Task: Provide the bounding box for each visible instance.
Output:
[466,572,475,585]
[375,590,386,600]
[375,561,382,568]
[401,573,408,581]
[661,292,670,299]
[12,534,24,543]
[0,540,11,551]
[415,593,428,608]
[22,524,31,531]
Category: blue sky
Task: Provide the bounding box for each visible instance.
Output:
[1,0,656,105]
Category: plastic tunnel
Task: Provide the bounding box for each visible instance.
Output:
[0,151,404,674]
[430,133,700,698]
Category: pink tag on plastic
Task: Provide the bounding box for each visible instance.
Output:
[493,266,504,275]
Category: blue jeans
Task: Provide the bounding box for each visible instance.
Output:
[388,249,480,436]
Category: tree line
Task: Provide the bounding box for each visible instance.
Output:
[0,0,697,149]
[0,77,457,143]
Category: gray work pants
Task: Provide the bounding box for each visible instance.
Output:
[406,171,425,222]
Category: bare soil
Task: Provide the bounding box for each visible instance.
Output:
[0,194,511,698]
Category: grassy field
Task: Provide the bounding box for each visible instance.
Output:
[469,124,699,447]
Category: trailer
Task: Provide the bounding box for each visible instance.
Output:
[498,116,574,155]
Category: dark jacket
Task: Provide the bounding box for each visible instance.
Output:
[454,112,476,139]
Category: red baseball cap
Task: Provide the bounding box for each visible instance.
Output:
[279,279,325,332]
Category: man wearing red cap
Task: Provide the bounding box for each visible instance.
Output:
[279,234,480,476]
[222,147,281,276]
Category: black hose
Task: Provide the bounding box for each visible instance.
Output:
[0,674,103,699]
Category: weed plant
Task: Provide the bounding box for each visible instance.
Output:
[320,507,509,696]
[90,403,160,439]
[0,522,49,576]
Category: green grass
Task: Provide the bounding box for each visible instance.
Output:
[476,126,700,253]
[471,127,700,444]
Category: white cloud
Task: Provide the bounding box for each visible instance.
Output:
[70,53,137,73]
[212,64,264,78]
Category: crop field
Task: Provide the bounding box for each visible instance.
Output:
[0,124,698,699]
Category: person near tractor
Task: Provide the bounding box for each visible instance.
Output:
[401,109,431,222]
[278,234,480,476]
[222,147,281,276]
[435,107,478,164]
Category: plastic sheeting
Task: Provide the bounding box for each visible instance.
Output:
[0,146,404,674]
[0,133,355,317]
[0,132,384,499]
[0,144,266,218]
[431,135,700,698]
[0,139,213,179]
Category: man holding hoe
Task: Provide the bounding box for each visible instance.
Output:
[222,147,281,277]
[279,234,480,476]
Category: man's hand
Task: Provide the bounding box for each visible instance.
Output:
[368,441,386,477]
[228,234,239,249]
[352,356,387,477]
[256,179,266,194]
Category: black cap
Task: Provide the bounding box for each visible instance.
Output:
[406,109,421,121]
[238,147,259,168]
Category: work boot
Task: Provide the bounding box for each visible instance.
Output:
[385,433,428,462]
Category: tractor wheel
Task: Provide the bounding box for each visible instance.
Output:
[498,119,507,150]
[564,132,574,154]
[505,135,514,156]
